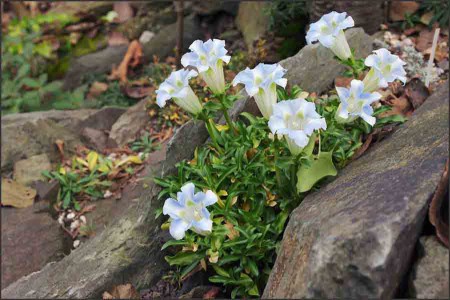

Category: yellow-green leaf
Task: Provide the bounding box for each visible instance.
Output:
[87,151,99,171]
[115,155,142,168]
[76,157,89,168]
[296,151,337,193]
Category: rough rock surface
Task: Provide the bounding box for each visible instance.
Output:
[280,28,373,94]
[1,96,255,299]
[263,82,449,299]
[13,154,52,186]
[1,107,125,173]
[408,236,449,299]
[63,14,203,89]
[109,99,149,147]
[1,207,64,289]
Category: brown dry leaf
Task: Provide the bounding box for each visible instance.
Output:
[55,139,65,162]
[335,76,353,88]
[1,178,36,208]
[113,2,134,23]
[203,286,221,299]
[403,24,425,36]
[404,78,430,109]
[122,81,154,99]
[108,31,129,47]
[65,22,98,33]
[351,132,375,162]
[108,40,143,83]
[103,283,140,299]
[87,81,109,99]
[224,221,239,240]
[389,1,420,21]
[429,160,449,248]
[416,28,436,52]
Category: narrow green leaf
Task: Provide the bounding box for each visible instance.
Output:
[296,151,337,193]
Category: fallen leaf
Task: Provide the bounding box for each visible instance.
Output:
[403,24,425,36]
[122,81,154,99]
[113,2,134,23]
[108,31,129,47]
[65,22,98,33]
[1,178,37,208]
[55,139,65,162]
[351,131,375,161]
[103,283,140,299]
[429,159,449,248]
[203,286,221,299]
[335,76,353,88]
[389,1,420,22]
[224,221,239,240]
[108,40,143,83]
[87,151,99,171]
[404,78,430,109]
[420,11,434,26]
[87,81,108,99]
[416,28,436,52]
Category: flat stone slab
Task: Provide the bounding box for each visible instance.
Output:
[408,236,449,299]
[264,82,449,298]
[280,28,373,94]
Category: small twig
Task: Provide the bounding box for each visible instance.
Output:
[425,27,440,88]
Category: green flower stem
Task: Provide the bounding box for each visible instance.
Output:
[219,93,235,131]
[273,137,283,192]
[197,111,222,151]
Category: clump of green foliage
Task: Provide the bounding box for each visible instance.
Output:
[129,133,161,154]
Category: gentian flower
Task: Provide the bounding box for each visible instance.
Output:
[336,79,382,126]
[363,48,407,92]
[306,11,354,60]
[163,182,217,240]
[156,69,203,115]
[268,98,327,155]
[181,39,231,94]
[232,63,287,119]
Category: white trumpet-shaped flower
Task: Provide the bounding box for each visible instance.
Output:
[156,69,203,115]
[363,48,407,92]
[181,39,230,94]
[163,183,218,240]
[268,98,327,155]
[306,11,354,60]
[336,79,382,126]
[232,63,287,119]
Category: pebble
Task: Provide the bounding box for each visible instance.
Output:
[70,220,80,230]
[73,240,80,248]
[66,212,75,220]
[79,216,87,224]
[104,190,113,198]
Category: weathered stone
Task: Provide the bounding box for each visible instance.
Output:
[408,236,449,299]
[76,107,126,132]
[80,128,109,152]
[1,119,83,174]
[1,207,64,289]
[63,14,202,89]
[235,1,270,49]
[1,95,256,299]
[109,100,149,147]
[280,28,373,94]
[13,154,52,187]
[263,82,449,299]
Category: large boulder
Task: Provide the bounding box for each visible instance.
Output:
[408,236,449,298]
[280,28,373,94]
[263,82,449,298]
[1,96,256,299]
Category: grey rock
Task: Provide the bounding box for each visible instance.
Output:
[235,2,270,49]
[13,154,52,187]
[1,91,257,299]
[76,107,126,132]
[280,28,373,94]
[80,128,109,152]
[1,206,64,289]
[1,119,83,174]
[263,81,449,299]
[109,100,149,147]
[409,236,449,299]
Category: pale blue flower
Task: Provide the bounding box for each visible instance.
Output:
[336,79,382,126]
[181,39,231,94]
[268,98,326,155]
[306,11,354,60]
[163,183,217,240]
[363,48,407,92]
[156,69,202,115]
[232,63,287,119]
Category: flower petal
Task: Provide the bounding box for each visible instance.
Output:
[169,219,191,240]
[191,218,213,235]
[163,198,184,219]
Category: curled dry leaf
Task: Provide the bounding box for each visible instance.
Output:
[1,178,37,208]
[429,160,449,248]
[103,283,140,299]
[108,40,143,83]
[55,139,65,162]
[404,78,430,109]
